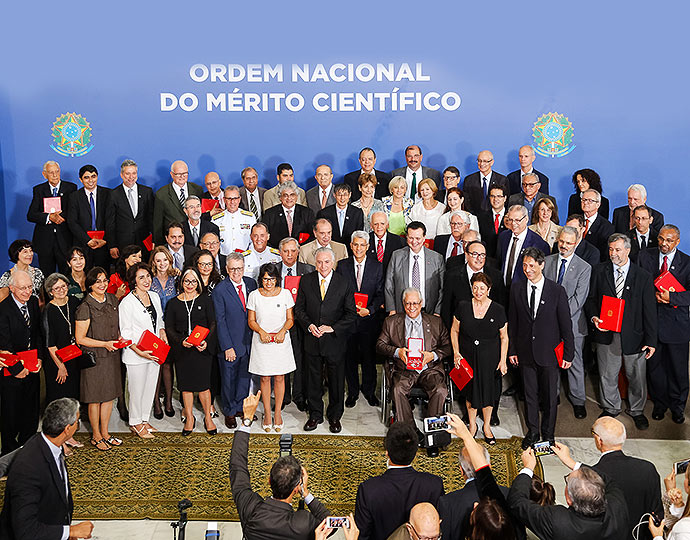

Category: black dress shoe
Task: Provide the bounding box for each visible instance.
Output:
[632,414,649,430]
[345,396,358,408]
[304,418,322,431]
[490,410,500,426]
[329,419,342,433]
[521,432,539,450]
[426,446,440,458]
[672,413,686,424]
[295,400,308,412]
[225,415,237,429]
[164,406,175,418]
[182,418,196,436]
[573,405,587,419]
[652,408,666,421]
[598,410,619,419]
[364,394,380,407]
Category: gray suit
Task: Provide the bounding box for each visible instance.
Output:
[305,185,336,216]
[384,247,444,314]
[390,166,442,199]
[544,253,591,406]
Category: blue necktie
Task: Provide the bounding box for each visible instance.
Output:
[52,187,58,197]
[89,192,96,230]
[557,258,567,285]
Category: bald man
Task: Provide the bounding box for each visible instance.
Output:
[306,165,336,215]
[202,171,225,217]
[153,159,203,244]
[387,503,441,540]
[462,150,509,214]
[506,145,550,196]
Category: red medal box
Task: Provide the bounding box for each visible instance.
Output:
[354,293,368,309]
[113,339,132,349]
[268,333,278,343]
[87,230,105,240]
[406,337,424,371]
[187,325,209,346]
[285,276,301,302]
[56,344,82,362]
[137,330,170,364]
[554,341,566,368]
[143,234,154,251]
[599,295,625,332]
[3,350,39,376]
[43,197,61,213]
[449,359,474,391]
[298,233,310,244]
[201,198,219,213]
[654,271,685,293]
[423,239,434,250]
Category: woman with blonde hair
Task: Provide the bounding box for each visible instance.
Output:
[381,176,414,236]
[409,178,445,239]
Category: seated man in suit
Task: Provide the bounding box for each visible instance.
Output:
[164,222,198,272]
[376,288,452,437]
[581,189,615,262]
[385,221,445,315]
[463,150,510,215]
[212,185,256,255]
[390,145,441,202]
[298,217,348,267]
[355,421,444,540]
[0,397,93,540]
[316,183,364,250]
[263,181,315,249]
[201,170,225,218]
[230,392,329,539]
[182,195,219,247]
[337,231,384,408]
[478,185,508,259]
[306,164,336,215]
[628,204,658,261]
[507,173,557,220]
[368,211,404,271]
[498,205,549,288]
[344,147,391,201]
[153,159,203,245]
[262,163,308,210]
[506,145,550,195]
[612,183,664,236]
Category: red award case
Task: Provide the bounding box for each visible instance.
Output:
[599,295,625,332]
[87,230,105,240]
[201,198,219,213]
[56,344,82,362]
[4,350,40,376]
[654,271,685,293]
[298,233,310,244]
[423,239,434,250]
[285,276,301,302]
[554,341,566,368]
[187,325,209,346]
[406,337,424,371]
[354,293,368,309]
[449,359,474,391]
[43,197,61,213]
[143,234,154,251]
[113,339,132,349]
[0,353,19,376]
[137,330,170,364]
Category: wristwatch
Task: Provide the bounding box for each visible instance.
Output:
[242,417,253,427]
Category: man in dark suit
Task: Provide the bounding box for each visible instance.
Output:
[368,211,404,271]
[355,422,444,540]
[506,145,550,195]
[434,211,470,262]
[343,147,391,201]
[164,222,198,272]
[586,233,657,430]
[560,215,601,268]
[105,159,155,260]
[238,167,266,221]
[153,159,203,245]
[0,270,43,454]
[230,392,329,539]
[509,247,574,447]
[212,253,258,429]
[295,247,357,433]
[390,145,441,202]
[337,231,384,408]
[316,184,364,251]
[434,166,462,205]
[639,225,690,423]
[462,150,510,214]
[26,160,78,275]
[612,183,664,236]
[478,185,508,259]
[200,231,227,277]
[628,204,658,261]
[263,181,315,248]
[306,164,336,215]
[181,195,219,247]
[276,237,314,411]
[201,170,226,219]
[507,173,557,220]
[498,205,549,289]
[0,398,93,540]
[581,189,615,262]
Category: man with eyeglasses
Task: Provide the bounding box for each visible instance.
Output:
[580,188,614,262]
[434,211,469,263]
[153,160,203,245]
[262,163,307,210]
[462,150,509,214]
[627,205,658,262]
[344,147,392,201]
[498,205,549,287]
[506,145,550,196]
[435,165,462,205]
[212,185,256,255]
[199,231,227,276]
[316,183,364,251]
[201,171,225,218]
[508,172,557,219]
[477,185,509,259]
[241,222,281,281]
[182,195,219,247]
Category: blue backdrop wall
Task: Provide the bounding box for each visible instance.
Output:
[2,1,688,271]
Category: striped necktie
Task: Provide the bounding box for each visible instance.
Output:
[615,268,625,298]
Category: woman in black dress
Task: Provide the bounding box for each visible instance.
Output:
[164,267,217,436]
[450,272,508,444]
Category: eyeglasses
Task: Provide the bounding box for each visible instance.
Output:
[489,193,506,199]
[224,196,241,201]
[443,175,458,180]
[563,474,570,487]
[449,222,466,227]
[581,198,597,204]
[262,277,277,282]
[408,523,441,540]
[14,285,33,292]
[467,252,487,259]
[227,267,244,273]
[197,262,214,268]
[504,216,526,224]
[521,182,539,188]
[200,241,220,248]
[590,428,600,438]
[477,159,493,164]
[171,172,189,177]
[183,279,198,285]
[404,301,422,307]
[51,284,68,292]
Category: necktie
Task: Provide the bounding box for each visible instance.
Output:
[451,242,460,257]
[287,267,293,276]
[506,235,519,285]
[641,235,647,249]
[583,219,590,238]
[249,193,258,219]
[192,226,198,245]
[376,239,384,263]
[615,268,625,298]
[128,188,137,216]
[237,284,246,310]
[482,177,489,199]
[321,190,328,209]
[89,192,96,230]
[411,319,422,339]
[356,264,362,290]
[629,210,635,230]
[338,210,345,235]
[59,451,69,497]
[179,187,186,206]
[320,278,326,300]
[20,305,30,326]
[661,255,668,274]
[286,209,293,236]
[494,213,500,234]
[529,285,537,318]
[410,172,417,199]
[174,251,183,270]
[52,187,58,197]
[557,258,567,285]
[412,255,421,290]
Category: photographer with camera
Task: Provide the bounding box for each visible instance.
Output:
[229,391,329,539]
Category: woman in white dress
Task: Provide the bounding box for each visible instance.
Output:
[247,263,296,432]
[409,178,446,238]
[436,187,480,235]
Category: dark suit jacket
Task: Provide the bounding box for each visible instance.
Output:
[498,229,550,284]
[507,168,549,195]
[66,186,112,248]
[336,256,384,333]
[239,186,266,215]
[508,278,574,367]
[263,204,315,249]
[153,182,203,245]
[551,239,600,269]
[478,209,507,259]
[592,450,662,540]
[26,180,78,256]
[462,171,509,215]
[627,229,658,262]
[390,166,442,190]
[441,264,506,328]
[612,205,664,236]
[0,295,43,376]
[438,480,510,540]
[182,219,220,247]
[433,234,462,260]
[584,215,615,262]
[343,169,391,201]
[585,261,657,354]
[638,249,690,343]
[230,429,327,539]
[294,271,357,357]
[0,433,73,540]
[212,276,257,358]
[276,261,314,282]
[508,469,628,540]
[306,185,336,215]
[316,204,364,248]
[567,193,610,220]
[167,244,199,267]
[354,466,444,540]
[105,183,155,252]
[368,232,404,272]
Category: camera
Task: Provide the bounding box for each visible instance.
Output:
[279,433,293,457]
[532,441,554,457]
[423,415,449,433]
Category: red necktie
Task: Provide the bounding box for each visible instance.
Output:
[451,242,460,257]
[661,255,668,274]
[237,284,246,310]
[583,219,590,238]
[494,213,500,234]
[376,238,384,263]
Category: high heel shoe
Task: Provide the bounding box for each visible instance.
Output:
[153,406,164,420]
[130,425,154,439]
[262,415,272,433]
[164,404,175,417]
[483,428,496,446]
[182,417,196,436]
[274,422,284,433]
[204,417,217,435]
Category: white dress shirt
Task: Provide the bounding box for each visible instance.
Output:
[526,276,545,318]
